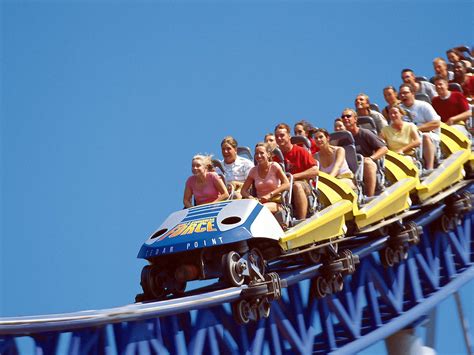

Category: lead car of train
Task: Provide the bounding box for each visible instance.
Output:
[135,123,473,324]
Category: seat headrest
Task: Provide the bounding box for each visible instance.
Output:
[291,135,311,150]
[329,131,355,147]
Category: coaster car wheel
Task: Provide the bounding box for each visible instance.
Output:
[258,298,271,319]
[141,265,165,299]
[170,280,187,297]
[440,214,456,233]
[314,275,330,299]
[224,251,245,286]
[331,273,344,293]
[232,299,252,325]
[303,249,322,265]
[380,247,395,268]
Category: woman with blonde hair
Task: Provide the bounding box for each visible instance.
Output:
[241,143,290,213]
[183,154,229,208]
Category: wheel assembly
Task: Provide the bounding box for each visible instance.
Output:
[330,273,344,293]
[380,247,395,268]
[224,251,246,286]
[170,280,187,297]
[303,249,322,265]
[232,299,252,325]
[140,265,165,299]
[248,248,265,281]
[440,214,454,233]
[315,275,329,299]
[258,298,271,319]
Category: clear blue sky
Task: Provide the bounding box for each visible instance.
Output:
[1,1,473,353]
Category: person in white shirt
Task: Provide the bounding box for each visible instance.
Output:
[401,68,437,100]
[220,136,254,199]
[399,83,441,170]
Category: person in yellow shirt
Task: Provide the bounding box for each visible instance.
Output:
[380,106,421,156]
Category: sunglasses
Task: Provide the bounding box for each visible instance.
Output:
[341,114,352,118]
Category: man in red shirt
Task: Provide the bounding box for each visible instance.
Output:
[273,123,319,220]
[432,76,471,136]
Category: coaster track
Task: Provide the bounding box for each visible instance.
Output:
[1,183,473,354]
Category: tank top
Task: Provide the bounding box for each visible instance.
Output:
[314,147,352,177]
[249,162,282,198]
[186,172,221,205]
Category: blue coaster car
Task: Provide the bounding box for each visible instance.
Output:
[137,199,285,300]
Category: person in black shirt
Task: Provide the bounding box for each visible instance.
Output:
[341,108,388,197]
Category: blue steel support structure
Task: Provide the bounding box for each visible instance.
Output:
[1,204,473,354]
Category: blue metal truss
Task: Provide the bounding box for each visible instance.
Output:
[1,209,473,354]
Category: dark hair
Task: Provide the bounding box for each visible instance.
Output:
[447,48,465,61]
[334,118,343,123]
[294,119,316,137]
[454,61,467,69]
[314,128,330,138]
[401,68,414,75]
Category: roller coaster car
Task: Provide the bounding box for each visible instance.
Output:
[135,196,357,323]
[414,123,472,205]
[137,199,284,300]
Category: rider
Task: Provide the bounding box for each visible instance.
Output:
[183,155,229,208]
[273,123,319,220]
[220,136,254,199]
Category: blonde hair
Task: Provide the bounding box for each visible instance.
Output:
[192,154,213,171]
[342,108,358,118]
[356,93,371,104]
